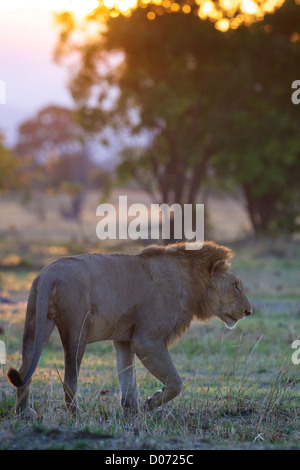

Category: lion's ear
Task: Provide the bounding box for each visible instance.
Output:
[201,241,234,277]
[209,259,227,277]
[209,247,234,276]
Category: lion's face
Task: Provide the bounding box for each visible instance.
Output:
[213,267,252,329]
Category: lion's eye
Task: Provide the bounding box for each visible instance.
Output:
[234,282,239,290]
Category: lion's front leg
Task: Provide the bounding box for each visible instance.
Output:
[131,337,183,411]
[114,341,138,414]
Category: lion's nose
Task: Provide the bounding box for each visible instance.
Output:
[245,308,252,316]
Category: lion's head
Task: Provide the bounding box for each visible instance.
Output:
[142,240,252,330]
[210,260,252,329]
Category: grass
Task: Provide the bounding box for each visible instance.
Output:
[0,301,299,449]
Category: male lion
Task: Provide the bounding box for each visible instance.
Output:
[7,241,252,417]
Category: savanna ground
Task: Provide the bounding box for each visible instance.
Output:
[0,189,299,450]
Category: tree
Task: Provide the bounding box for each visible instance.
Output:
[15,105,90,220]
[56,9,232,241]
[55,0,300,238]
[0,138,19,191]
[212,0,300,235]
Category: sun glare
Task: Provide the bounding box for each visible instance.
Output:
[194,0,285,29]
[216,17,230,31]
[112,0,137,12]
[66,0,99,19]
[0,0,288,29]
[241,0,258,14]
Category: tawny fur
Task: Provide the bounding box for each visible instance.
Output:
[7,241,252,417]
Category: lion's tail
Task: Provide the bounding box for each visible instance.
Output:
[7,276,56,388]
[6,368,23,387]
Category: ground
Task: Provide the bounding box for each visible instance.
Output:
[0,189,299,450]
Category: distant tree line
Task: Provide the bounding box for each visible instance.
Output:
[0,106,112,221]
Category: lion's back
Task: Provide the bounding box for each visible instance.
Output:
[39,252,156,307]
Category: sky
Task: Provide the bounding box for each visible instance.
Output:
[0,0,145,164]
[0,6,75,145]
[0,0,135,165]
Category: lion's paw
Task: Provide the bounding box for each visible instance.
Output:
[16,407,37,421]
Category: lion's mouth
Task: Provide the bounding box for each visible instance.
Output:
[227,314,236,321]
[218,311,245,329]
[223,313,240,329]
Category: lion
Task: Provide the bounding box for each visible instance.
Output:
[7,241,252,418]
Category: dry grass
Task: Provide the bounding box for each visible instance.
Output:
[0,300,299,449]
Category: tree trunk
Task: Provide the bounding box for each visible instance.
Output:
[243,184,278,236]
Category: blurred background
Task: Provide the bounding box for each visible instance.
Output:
[0,0,300,279]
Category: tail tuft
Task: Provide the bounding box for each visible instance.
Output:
[7,368,24,388]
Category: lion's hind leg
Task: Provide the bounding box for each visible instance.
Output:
[131,337,183,411]
[56,312,90,413]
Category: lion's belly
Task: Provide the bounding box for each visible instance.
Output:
[88,325,133,343]
[87,302,139,343]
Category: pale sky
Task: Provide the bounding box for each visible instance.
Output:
[0,1,136,164]
[0,0,99,16]
[0,3,91,145]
